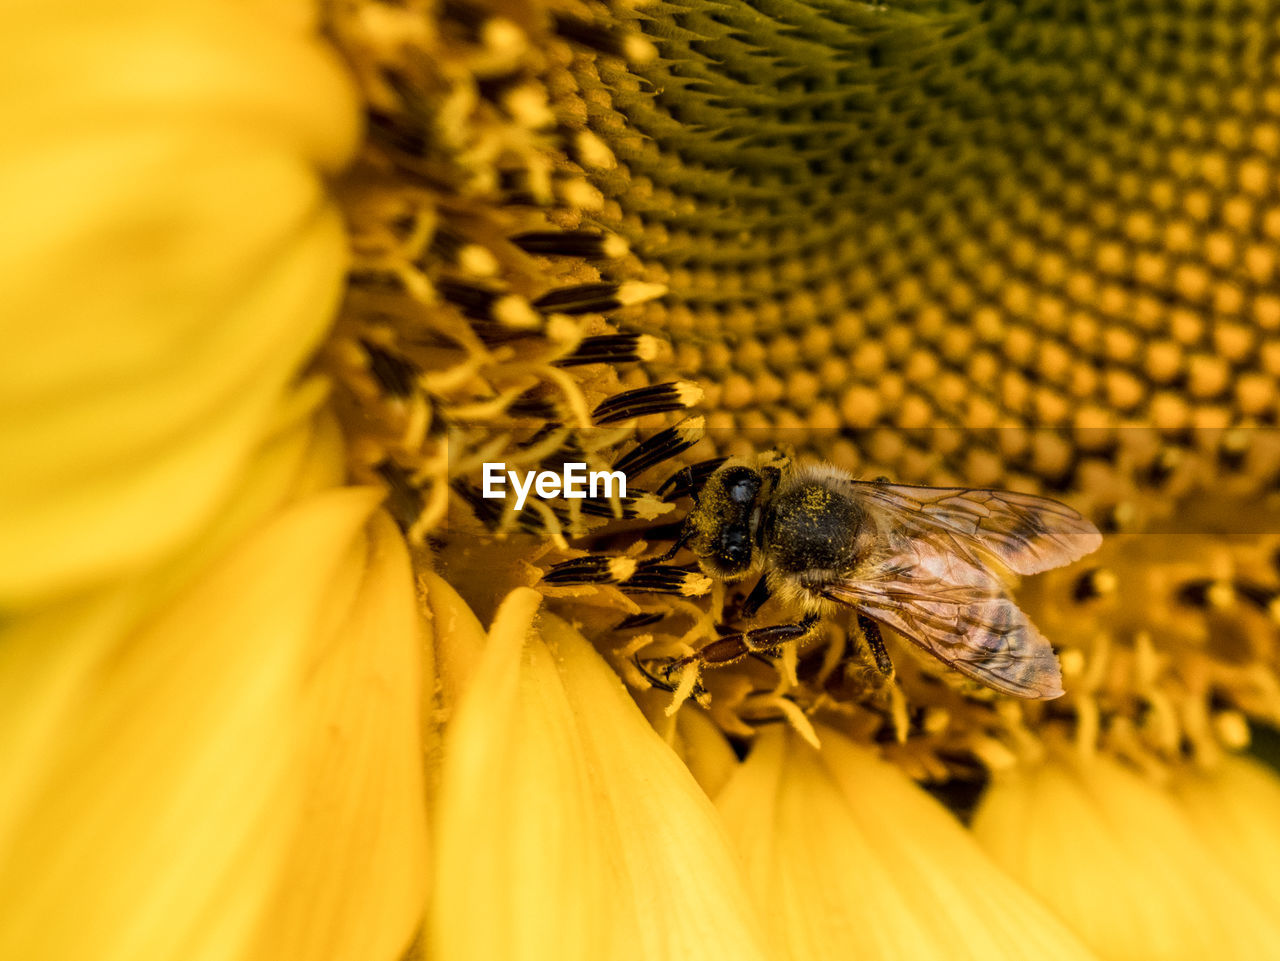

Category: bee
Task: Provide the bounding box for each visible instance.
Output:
[653,450,1103,699]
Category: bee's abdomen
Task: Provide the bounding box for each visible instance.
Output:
[763,483,864,575]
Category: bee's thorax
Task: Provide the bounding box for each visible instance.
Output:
[761,481,867,578]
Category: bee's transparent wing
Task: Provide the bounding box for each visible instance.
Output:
[823,556,1065,699]
[847,482,1102,575]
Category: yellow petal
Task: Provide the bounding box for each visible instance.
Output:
[973,751,1280,961]
[716,725,1100,961]
[675,705,740,801]
[418,568,486,805]
[421,568,488,722]
[122,382,349,618]
[428,585,771,961]
[1170,754,1280,913]
[0,487,385,961]
[250,509,429,961]
[0,1,361,605]
[0,391,346,835]
[178,386,349,570]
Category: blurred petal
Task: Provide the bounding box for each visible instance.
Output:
[0,389,345,836]
[973,751,1280,961]
[1171,755,1280,913]
[127,381,349,616]
[429,585,771,961]
[250,509,429,961]
[716,725,1100,961]
[0,0,361,605]
[0,487,385,961]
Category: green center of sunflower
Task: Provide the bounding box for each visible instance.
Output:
[322,0,1280,784]
[589,1,1280,498]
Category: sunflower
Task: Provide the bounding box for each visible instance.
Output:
[7,1,1280,960]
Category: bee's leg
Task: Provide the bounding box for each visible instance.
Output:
[660,614,820,682]
[856,612,894,677]
[652,520,691,562]
[738,576,773,619]
[741,612,819,652]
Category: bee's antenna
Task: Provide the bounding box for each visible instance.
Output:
[657,464,697,500]
[657,457,727,500]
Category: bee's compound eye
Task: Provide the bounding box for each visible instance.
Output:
[720,467,761,505]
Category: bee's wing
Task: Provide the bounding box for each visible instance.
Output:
[848,482,1102,575]
[823,554,1065,699]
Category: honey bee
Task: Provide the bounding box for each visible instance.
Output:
[655,450,1102,699]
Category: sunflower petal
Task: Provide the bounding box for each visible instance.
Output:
[973,751,1280,960]
[675,705,740,801]
[0,487,386,961]
[0,0,361,605]
[0,394,344,827]
[429,585,770,961]
[1171,755,1280,912]
[421,569,488,723]
[249,509,429,961]
[716,725,1101,961]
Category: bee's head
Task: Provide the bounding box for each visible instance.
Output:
[683,464,764,580]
